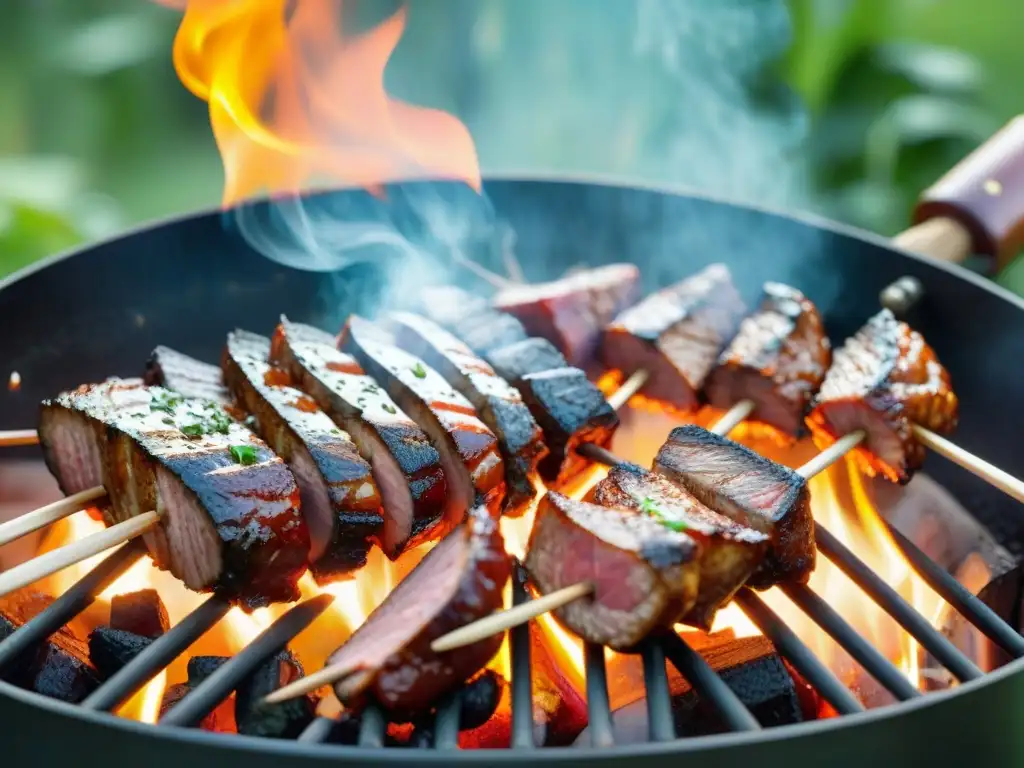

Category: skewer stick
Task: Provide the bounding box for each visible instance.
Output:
[0,429,39,447]
[709,399,755,437]
[263,665,374,706]
[0,485,107,547]
[605,369,651,411]
[0,510,162,599]
[796,430,866,480]
[913,425,1024,504]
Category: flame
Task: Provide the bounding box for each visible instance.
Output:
[166,0,481,206]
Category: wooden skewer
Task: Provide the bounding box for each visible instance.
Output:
[605,368,651,411]
[0,510,162,599]
[913,424,1024,504]
[0,485,107,547]
[709,399,756,437]
[263,664,374,706]
[0,429,39,447]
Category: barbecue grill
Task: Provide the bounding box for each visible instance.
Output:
[3,123,1024,766]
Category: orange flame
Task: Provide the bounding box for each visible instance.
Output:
[167,0,481,206]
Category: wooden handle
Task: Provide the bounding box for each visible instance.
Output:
[896,116,1024,270]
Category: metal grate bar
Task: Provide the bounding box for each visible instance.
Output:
[781,584,920,701]
[0,541,143,672]
[297,716,336,743]
[81,596,231,712]
[640,639,675,742]
[357,705,385,747]
[433,690,461,749]
[509,569,534,749]
[735,590,863,715]
[659,631,762,731]
[583,642,614,747]
[160,595,333,727]
[815,523,982,682]
[886,522,1024,658]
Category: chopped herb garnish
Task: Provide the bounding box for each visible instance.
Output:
[639,496,689,532]
[382,403,396,414]
[161,417,175,426]
[412,362,427,379]
[150,390,183,415]
[178,407,232,438]
[181,423,204,437]
[229,444,258,465]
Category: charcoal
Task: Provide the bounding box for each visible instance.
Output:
[0,590,99,703]
[187,655,229,686]
[234,649,317,738]
[406,722,435,748]
[88,626,153,679]
[110,589,169,639]
[159,682,236,733]
[459,669,504,731]
[323,711,363,745]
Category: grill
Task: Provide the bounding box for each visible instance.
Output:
[3,120,1024,763]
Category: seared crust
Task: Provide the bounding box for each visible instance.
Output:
[806,310,958,484]
[144,346,232,406]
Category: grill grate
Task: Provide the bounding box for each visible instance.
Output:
[1,450,1022,751]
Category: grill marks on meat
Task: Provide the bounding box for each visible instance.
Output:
[602,263,746,414]
[341,316,505,529]
[222,330,384,583]
[806,309,958,484]
[587,464,768,630]
[524,491,700,650]
[325,504,510,717]
[144,346,232,407]
[493,264,641,367]
[654,425,814,588]
[270,317,446,556]
[388,311,548,517]
[706,283,831,438]
[39,380,309,608]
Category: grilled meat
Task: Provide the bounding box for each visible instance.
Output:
[144,346,232,407]
[455,311,530,358]
[487,338,569,387]
[222,330,384,582]
[341,316,505,528]
[602,264,746,413]
[654,425,814,588]
[524,491,700,650]
[324,504,510,717]
[270,317,447,556]
[518,368,618,484]
[494,264,641,367]
[39,379,310,608]
[806,309,958,484]
[587,464,768,629]
[388,311,548,517]
[706,283,831,438]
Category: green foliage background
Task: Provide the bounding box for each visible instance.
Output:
[1,0,1022,291]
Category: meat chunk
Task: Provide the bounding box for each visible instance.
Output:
[340,316,505,529]
[456,311,530,358]
[587,464,768,629]
[223,330,384,582]
[270,317,446,556]
[806,309,958,484]
[524,491,700,650]
[487,338,568,387]
[654,425,814,588]
[388,311,548,517]
[325,504,510,718]
[494,264,641,367]
[144,346,232,406]
[602,264,746,414]
[706,283,831,438]
[38,379,310,608]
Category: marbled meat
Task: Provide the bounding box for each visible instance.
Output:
[806,309,958,484]
[144,346,232,407]
[324,504,510,718]
[270,317,447,556]
[654,425,814,588]
[223,330,384,583]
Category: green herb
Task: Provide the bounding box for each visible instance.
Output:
[179,407,232,438]
[229,444,258,465]
[639,496,689,532]
[382,403,396,414]
[181,423,204,437]
[161,417,175,426]
[150,390,183,415]
[411,362,427,379]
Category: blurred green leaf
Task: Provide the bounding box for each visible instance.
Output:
[0,202,83,276]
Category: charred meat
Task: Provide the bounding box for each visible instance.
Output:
[38,379,310,608]
[340,316,505,527]
[806,309,958,484]
[706,282,831,438]
[324,504,510,718]
[223,330,384,583]
[145,346,232,407]
[602,263,746,413]
[524,491,700,650]
[388,311,548,517]
[587,464,768,630]
[487,337,569,387]
[494,264,641,367]
[270,317,447,556]
[654,425,814,588]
